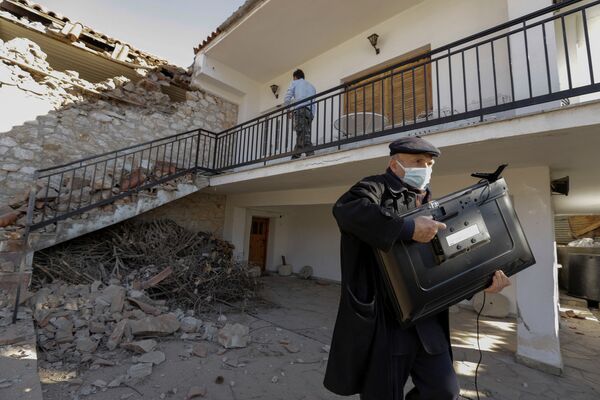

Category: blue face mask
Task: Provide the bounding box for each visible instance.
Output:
[396,160,432,190]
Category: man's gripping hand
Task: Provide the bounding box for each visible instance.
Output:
[484,270,511,293]
[411,216,446,243]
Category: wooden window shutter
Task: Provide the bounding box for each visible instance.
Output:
[343,49,432,129]
[388,58,432,124]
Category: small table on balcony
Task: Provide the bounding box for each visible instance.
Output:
[334,112,389,137]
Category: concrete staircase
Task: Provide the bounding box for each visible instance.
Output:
[0,173,210,300]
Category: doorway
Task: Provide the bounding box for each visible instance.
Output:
[248,217,269,270]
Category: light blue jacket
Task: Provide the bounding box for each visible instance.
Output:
[283,78,316,114]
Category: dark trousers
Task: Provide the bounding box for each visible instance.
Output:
[292,107,313,157]
[361,328,459,400]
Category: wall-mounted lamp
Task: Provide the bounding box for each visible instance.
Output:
[270,84,279,99]
[551,176,569,196]
[367,33,380,55]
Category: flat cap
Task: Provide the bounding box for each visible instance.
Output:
[389,136,441,157]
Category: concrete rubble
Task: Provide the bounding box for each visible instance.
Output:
[217,323,250,349]
[132,350,166,365]
[30,278,251,360]
[20,276,253,398]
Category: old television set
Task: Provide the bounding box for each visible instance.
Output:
[375,166,535,327]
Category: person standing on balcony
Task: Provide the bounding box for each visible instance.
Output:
[284,69,316,159]
[323,136,511,400]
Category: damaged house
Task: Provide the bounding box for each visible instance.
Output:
[1,0,600,398]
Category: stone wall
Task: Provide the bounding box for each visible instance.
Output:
[0,38,238,206]
[136,192,227,238]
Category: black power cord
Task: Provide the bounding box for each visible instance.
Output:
[474,291,486,400]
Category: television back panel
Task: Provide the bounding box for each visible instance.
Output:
[375,178,535,327]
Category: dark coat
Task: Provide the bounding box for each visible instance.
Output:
[323,169,451,398]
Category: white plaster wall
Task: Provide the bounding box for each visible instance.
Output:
[223,186,346,264]
[191,54,262,123]
[258,0,511,117]
[222,202,341,280]
[278,205,341,281]
[551,167,600,215]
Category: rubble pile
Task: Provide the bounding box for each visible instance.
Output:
[27,277,252,396]
[0,37,182,110]
[33,220,261,311]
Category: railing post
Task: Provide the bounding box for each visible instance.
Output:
[194,129,201,170]
[212,131,219,171]
[262,120,268,166]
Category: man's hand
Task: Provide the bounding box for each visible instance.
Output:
[412,216,446,243]
[484,270,511,293]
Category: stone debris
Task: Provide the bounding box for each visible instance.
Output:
[129,314,180,336]
[563,309,587,320]
[75,337,98,353]
[202,322,219,341]
[299,265,313,279]
[192,343,208,358]
[91,379,107,388]
[106,319,128,350]
[283,343,300,353]
[0,379,14,389]
[186,385,207,399]
[24,275,257,390]
[180,316,202,333]
[108,375,125,388]
[217,323,250,349]
[121,339,157,354]
[133,350,166,365]
[127,362,153,380]
[51,316,74,343]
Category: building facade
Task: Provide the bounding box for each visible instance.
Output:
[191,0,600,374]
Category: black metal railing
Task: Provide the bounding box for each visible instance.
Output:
[213,0,600,169]
[26,0,600,231]
[30,128,217,230]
